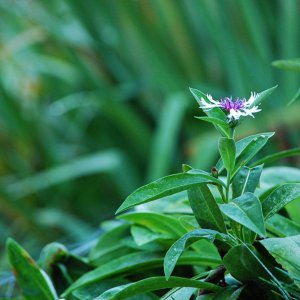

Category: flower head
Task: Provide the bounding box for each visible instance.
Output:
[200,92,261,121]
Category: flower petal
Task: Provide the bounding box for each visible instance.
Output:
[246,92,258,106]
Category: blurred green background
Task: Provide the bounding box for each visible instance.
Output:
[0,0,300,271]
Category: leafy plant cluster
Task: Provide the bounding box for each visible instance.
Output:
[6,84,300,300]
[1,1,300,262]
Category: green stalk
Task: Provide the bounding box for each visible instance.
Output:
[225,126,235,203]
[225,170,231,203]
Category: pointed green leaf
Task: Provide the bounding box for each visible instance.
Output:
[95,276,221,300]
[250,85,278,108]
[216,132,274,174]
[231,133,274,179]
[187,184,227,233]
[232,164,263,198]
[164,229,230,279]
[262,183,300,219]
[6,238,58,300]
[195,116,229,128]
[220,192,266,236]
[218,137,236,173]
[116,171,225,213]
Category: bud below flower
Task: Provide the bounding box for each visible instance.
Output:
[211,166,218,178]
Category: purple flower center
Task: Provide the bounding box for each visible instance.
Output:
[220,97,245,111]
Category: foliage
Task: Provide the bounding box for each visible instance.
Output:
[1,1,300,266]
[5,85,300,299]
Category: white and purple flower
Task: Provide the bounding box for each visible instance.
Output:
[200,92,261,121]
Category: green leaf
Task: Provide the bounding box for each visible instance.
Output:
[223,244,270,282]
[216,132,274,174]
[164,229,230,279]
[73,280,159,300]
[272,58,300,73]
[131,225,173,246]
[262,183,300,219]
[72,279,138,300]
[195,116,229,128]
[89,223,131,265]
[6,238,58,300]
[232,165,263,198]
[218,137,236,173]
[116,171,225,213]
[187,184,227,233]
[162,287,196,300]
[219,192,266,236]
[250,147,300,167]
[62,251,221,297]
[266,214,300,237]
[259,166,300,192]
[231,133,274,179]
[189,88,230,137]
[178,215,199,231]
[38,242,69,273]
[95,276,221,300]
[119,212,186,236]
[250,85,278,108]
[260,235,300,287]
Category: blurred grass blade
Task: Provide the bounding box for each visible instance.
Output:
[147,93,187,180]
[6,150,127,198]
[272,59,300,73]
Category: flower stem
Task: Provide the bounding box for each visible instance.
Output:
[225,170,231,203]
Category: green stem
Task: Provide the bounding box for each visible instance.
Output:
[225,126,235,202]
[225,170,231,203]
[217,185,226,203]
